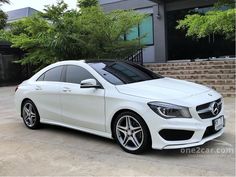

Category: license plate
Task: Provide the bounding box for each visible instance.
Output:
[213,116,224,131]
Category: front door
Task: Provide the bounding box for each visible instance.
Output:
[60,65,105,132]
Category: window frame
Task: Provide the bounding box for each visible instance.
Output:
[139,14,154,46]
[124,14,154,46]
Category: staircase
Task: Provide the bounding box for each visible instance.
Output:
[145,60,236,97]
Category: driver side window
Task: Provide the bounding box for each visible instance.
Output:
[65,65,95,84]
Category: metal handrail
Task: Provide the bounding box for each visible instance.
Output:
[125,48,143,65]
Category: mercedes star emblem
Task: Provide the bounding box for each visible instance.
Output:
[210,102,220,116]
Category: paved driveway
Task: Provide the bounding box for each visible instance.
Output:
[0,86,235,176]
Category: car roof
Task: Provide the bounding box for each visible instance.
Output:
[54,59,127,66]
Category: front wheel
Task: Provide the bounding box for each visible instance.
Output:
[113,111,151,154]
[22,100,40,129]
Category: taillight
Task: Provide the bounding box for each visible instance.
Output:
[15,85,19,92]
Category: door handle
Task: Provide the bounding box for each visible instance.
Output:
[35,85,42,91]
[62,87,71,92]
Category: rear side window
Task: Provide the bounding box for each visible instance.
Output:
[37,66,63,82]
[66,65,95,84]
[37,74,45,81]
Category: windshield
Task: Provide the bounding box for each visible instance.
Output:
[88,61,163,85]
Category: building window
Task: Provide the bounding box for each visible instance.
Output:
[124,15,154,46]
[140,15,154,45]
[126,26,139,41]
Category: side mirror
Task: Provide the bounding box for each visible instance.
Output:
[80,79,102,89]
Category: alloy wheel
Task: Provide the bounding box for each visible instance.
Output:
[22,102,37,127]
[116,115,144,151]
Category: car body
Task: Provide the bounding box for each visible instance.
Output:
[15,60,225,153]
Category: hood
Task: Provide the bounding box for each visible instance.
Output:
[115,78,210,100]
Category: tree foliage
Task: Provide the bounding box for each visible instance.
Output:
[0,0,9,29]
[0,10,7,29]
[0,0,145,69]
[77,0,98,8]
[176,0,235,40]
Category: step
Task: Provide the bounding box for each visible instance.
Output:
[206,85,235,92]
[191,80,235,85]
[146,62,236,68]
[145,60,236,97]
[164,74,235,80]
[145,60,236,67]
[147,64,236,71]
[221,92,236,97]
[172,79,235,85]
[155,69,235,75]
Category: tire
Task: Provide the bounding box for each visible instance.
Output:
[112,111,151,154]
[22,100,40,129]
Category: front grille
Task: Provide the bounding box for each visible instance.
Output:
[196,98,222,119]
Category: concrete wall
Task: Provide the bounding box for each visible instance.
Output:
[153,3,167,63]
[100,0,156,11]
[7,7,39,23]
[99,0,123,5]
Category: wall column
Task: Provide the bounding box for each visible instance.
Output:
[153,2,167,63]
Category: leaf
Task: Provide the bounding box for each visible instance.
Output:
[176,5,235,41]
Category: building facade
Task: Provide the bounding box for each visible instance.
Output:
[6,7,38,23]
[99,0,235,63]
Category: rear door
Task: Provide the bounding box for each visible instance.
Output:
[60,65,105,132]
[32,66,64,123]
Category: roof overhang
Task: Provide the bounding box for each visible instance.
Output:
[149,0,161,3]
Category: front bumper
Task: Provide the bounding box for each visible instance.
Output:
[144,91,225,150]
[163,128,224,149]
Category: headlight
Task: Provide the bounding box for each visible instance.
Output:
[148,102,191,119]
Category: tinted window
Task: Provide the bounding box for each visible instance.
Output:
[37,74,45,81]
[88,61,163,85]
[140,15,154,45]
[66,65,95,84]
[43,66,63,82]
[125,15,154,45]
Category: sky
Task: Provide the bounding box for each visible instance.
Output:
[2,0,78,12]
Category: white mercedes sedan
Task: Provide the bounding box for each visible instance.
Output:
[15,60,225,154]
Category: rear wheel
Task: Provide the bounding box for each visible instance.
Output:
[22,100,40,129]
[113,111,151,154]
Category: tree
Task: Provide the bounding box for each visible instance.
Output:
[176,0,235,40]
[0,10,7,29]
[0,0,145,69]
[77,0,98,8]
[0,0,9,29]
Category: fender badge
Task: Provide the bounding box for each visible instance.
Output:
[208,93,213,96]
